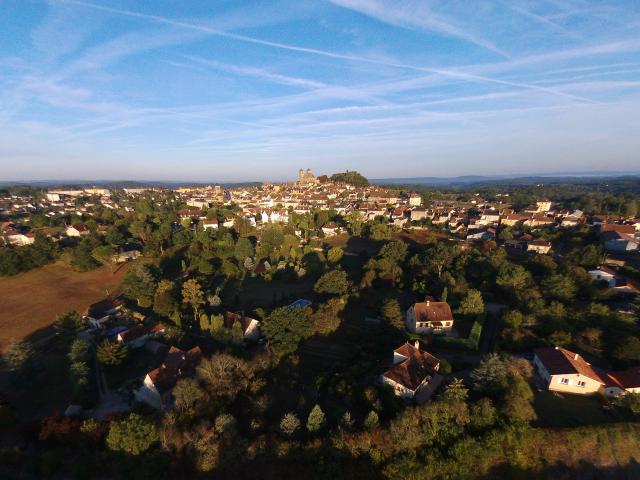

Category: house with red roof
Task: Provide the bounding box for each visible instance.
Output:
[601,367,640,397]
[223,311,261,342]
[381,341,442,403]
[406,300,454,334]
[135,346,202,409]
[66,223,90,237]
[533,346,605,395]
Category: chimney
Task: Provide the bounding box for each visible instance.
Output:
[414,340,420,350]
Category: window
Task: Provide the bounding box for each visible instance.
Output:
[559,378,570,385]
[577,381,586,388]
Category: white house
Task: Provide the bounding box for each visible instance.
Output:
[83,297,124,328]
[135,346,202,409]
[112,249,141,264]
[406,300,454,334]
[526,240,552,254]
[588,266,617,287]
[601,367,640,397]
[533,346,604,395]
[381,341,441,403]
[4,230,35,246]
[321,223,340,237]
[408,193,422,206]
[66,224,90,237]
[223,311,261,342]
[202,219,219,230]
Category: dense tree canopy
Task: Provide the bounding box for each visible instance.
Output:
[262,306,313,356]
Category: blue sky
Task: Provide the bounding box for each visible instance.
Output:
[1,0,640,182]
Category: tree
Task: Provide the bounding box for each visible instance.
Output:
[197,354,253,402]
[182,279,205,321]
[71,239,101,272]
[381,298,403,329]
[306,404,326,434]
[496,264,530,291]
[92,244,115,270]
[153,280,179,319]
[549,330,572,347]
[613,336,640,365]
[210,314,224,336]
[541,274,576,302]
[280,412,300,437]
[68,339,90,363]
[340,411,355,431]
[441,378,468,402]
[262,306,313,356]
[54,311,84,341]
[379,240,408,264]
[330,171,369,187]
[469,398,497,431]
[345,211,363,236]
[4,339,35,378]
[502,310,524,330]
[327,246,344,264]
[314,269,351,296]
[106,413,158,455]
[199,313,210,332]
[456,289,485,315]
[234,237,254,261]
[470,353,509,395]
[502,375,536,423]
[259,226,284,259]
[96,341,128,367]
[105,227,126,246]
[364,410,379,429]
[311,298,344,335]
[123,264,158,307]
[173,378,204,413]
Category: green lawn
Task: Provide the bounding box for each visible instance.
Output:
[534,390,624,427]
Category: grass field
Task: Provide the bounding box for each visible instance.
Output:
[1,262,128,351]
[534,390,625,427]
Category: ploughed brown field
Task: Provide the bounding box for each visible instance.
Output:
[0,262,128,351]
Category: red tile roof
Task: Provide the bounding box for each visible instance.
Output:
[604,367,640,389]
[223,311,256,334]
[383,343,440,391]
[534,347,604,384]
[147,346,202,394]
[413,301,453,323]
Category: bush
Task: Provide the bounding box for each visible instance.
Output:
[279,412,300,437]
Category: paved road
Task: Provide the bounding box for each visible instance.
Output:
[478,302,508,355]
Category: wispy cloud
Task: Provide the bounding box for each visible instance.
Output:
[327,0,508,57]
[183,56,328,89]
[1,0,639,180]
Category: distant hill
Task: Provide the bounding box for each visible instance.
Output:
[372,172,640,187]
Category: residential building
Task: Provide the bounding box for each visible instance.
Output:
[223,311,262,342]
[135,346,202,409]
[533,346,604,395]
[406,300,454,334]
[381,341,441,403]
[526,240,552,254]
[602,367,640,397]
[66,224,90,237]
